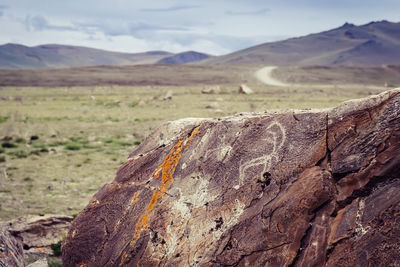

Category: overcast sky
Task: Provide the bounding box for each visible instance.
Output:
[0,0,399,55]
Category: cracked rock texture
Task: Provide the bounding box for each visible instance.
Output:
[63,89,400,266]
[0,225,24,267]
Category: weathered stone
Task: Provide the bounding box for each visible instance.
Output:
[163,90,173,101]
[6,214,72,249]
[238,84,254,94]
[201,86,221,94]
[204,102,219,109]
[26,257,48,267]
[63,89,400,266]
[0,226,24,267]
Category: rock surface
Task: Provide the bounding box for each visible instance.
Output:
[63,89,400,266]
[26,257,48,267]
[201,86,221,94]
[0,226,24,267]
[238,84,254,94]
[6,214,72,250]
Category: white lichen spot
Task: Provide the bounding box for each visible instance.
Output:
[218,145,232,161]
[355,199,370,236]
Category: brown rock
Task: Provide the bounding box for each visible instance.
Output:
[238,84,254,94]
[163,90,173,101]
[63,89,400,266]
[26,257,48,267]
[204,102,220,109]
[6,214,72,249]
[0,226,24,267]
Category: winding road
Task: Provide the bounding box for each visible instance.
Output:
[254,66,289,87]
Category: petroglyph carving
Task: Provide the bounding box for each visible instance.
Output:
[238,121,286,186]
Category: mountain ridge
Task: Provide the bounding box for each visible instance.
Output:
[201,20,400,66]
[1,20,400,69]
[0,43,210,69]
[156,51,213,64]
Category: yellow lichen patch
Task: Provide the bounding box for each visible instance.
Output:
[127,125,201,249]
[184,126,201,148]
[37,247,45,257]
[114,220,121,232]
[129,190,142,207]
[131,213,150,246]
[119,252,128,267]
[89,197,100,207]
[115,190,143,233]
[72,229,78,238]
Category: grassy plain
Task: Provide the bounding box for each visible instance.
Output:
[0,64,397,221]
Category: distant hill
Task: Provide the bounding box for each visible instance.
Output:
[202,20,400,66]
[0,44,210,69]
[156,51,212,64]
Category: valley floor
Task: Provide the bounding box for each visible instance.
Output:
[0,64,397,220]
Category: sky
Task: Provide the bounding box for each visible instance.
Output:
[0,0,399,55]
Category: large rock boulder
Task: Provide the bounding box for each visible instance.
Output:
[0,226,24,267]
[238,84,254,94]
[63,89,400,266]
[6,214,73,250]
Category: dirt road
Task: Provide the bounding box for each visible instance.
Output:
[254,66,289,87]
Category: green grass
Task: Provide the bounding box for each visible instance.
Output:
[50,240,62,256]
[6,150,28,158]
[48,260,62,267]
[48,141,67,147]
[65,143,81,151]
[0,116,8,123]
[2,142,18,148]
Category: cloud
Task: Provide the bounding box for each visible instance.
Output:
[140,5,200,12]
[226,8,270,16]
[128,23,189,38]
[73,20,190,39]
[25,15,76,32]
[0,5,8,17]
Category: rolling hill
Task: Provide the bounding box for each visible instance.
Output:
[202,20,400,66]
[156,51,212,64]
[0,44,210,69]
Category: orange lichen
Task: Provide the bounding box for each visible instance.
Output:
[72,229,78,238]
[127,125,201,248]
[184,126,200,148]
[119,252,128,266]
[130,213,150,246]
[129,190,142,207]
[115,190,143,232]
[114,220,121,232]
[89,197,100,207]
[0,253,4,258]
[78,262,87,267]
[8,252,13,256]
